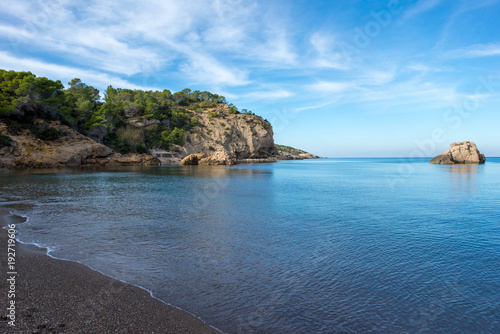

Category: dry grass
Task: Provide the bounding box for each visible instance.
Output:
[116,126,144,147]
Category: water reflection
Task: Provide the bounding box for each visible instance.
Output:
[439,164,482,195]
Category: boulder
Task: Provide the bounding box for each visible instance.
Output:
[199,149,238,165]
[179,153,207,165]
[430,141,485,164]
[179,154,200,165]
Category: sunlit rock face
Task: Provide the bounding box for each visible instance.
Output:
[430,141,486,165]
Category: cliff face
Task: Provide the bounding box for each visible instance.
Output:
[0,120,160,168]
[174,104,278,159]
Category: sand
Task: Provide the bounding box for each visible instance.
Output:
[0,209,222,333]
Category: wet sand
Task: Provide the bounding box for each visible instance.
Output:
[0,209,222,333]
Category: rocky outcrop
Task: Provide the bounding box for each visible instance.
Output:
[199,150,238,165]
[179,153,207,165]
[430,141,486,164]
[178,150,237,166]
[0,120,160,168]
[107,154,161,166]
[275,144,321,160]
[278,152,321,160]
[0,120,114,168]
[175,106,278,159]
[1,106,319,168]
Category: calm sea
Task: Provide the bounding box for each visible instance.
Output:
[1,158,499,333]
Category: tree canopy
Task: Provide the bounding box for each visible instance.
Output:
[0,69,249,153]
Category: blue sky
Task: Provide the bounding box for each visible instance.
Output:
[1,0,499,157]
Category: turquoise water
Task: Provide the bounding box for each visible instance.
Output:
[1,158,499,333]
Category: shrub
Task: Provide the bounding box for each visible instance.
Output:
[161,127,185,148]
[136,144,147,154]
[116,126,145,151]
[6,120,29,135]
[0,134,13,148]
[112,139,131,154]
[33,125,61,141]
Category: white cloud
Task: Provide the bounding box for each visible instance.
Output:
[0,24,33,40]
[243,89,293,100]
[180,52,250,86]
[447,43,500,58]
[356,69,396,86]
[0,51,159,91]
[399,0,444,24]
[294,99,343,112]
[309,32,349,70]
[354,79,459,111]
[0,0,304,88]
[307,81,353,93]
[407,63,446,72]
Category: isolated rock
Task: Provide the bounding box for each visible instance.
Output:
[199,149,238,165]
[430,141,485,164]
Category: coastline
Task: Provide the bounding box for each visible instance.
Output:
[0,209,222,333]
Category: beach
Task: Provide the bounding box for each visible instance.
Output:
[0,209,221,333]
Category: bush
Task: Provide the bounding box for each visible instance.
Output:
[136,144,147,154]
[33,125,61,141]
[112,139,131,154]
[0,134,13,148]
[161,127,185,148]
[115,126,145,153]
[6,120,29,135]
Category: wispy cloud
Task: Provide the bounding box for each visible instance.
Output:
[294,100,343,112]
[243,88,294,100]
[0,0,297,88]
[309,32,349,70]
[446,43,500,58]
[407,63,447,73]
[356,68,397,86]
[307,81,353,93]
[0,51,159,91]
[399,0,444,24]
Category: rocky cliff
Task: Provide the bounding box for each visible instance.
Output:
[0,106,319,168]
[169,104,278,159]
[430,141,485,164]
[0,120,160,168]
[0,70,320,168]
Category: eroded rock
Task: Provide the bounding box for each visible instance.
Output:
[430,141,485,164]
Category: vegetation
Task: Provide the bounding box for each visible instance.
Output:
[0,134,12,148]
[275,144,308,155]
[0,69,258,153]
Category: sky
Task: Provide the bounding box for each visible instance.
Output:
[1,0,499,157]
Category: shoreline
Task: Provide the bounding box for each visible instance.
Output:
[0,209,222,333]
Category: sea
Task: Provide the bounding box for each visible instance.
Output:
[1,158,499,333]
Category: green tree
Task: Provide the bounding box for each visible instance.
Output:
[161,127,185,147]
[62,78,100,128]
[0,70,64,119]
